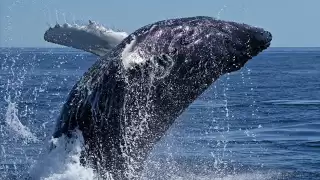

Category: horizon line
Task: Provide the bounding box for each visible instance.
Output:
[1,46,320,48]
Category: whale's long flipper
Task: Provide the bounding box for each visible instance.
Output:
[44,20,128,56]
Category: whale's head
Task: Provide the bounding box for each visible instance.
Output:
[118,16,272,117]
[120,16,271,78]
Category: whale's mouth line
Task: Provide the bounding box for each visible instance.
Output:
[251,40,272,57]
[264,42,271,48]
[223,38,271,73]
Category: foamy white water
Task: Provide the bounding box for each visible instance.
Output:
[29,130,99,180]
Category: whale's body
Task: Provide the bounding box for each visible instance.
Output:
[47,16,272,179]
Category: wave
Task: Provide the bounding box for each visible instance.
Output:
[141,172,284,180]
[262,100,320,106]
[284,70,320,75]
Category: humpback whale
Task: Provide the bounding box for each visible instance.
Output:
[44,16,272,179]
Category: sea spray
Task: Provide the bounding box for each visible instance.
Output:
[4,96,38,142]
[28,130,100,180]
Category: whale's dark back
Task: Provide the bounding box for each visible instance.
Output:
[52,16,272,179]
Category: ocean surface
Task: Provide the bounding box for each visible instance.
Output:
[0,47,319,180]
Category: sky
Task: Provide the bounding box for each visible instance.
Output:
[0,0,320,47]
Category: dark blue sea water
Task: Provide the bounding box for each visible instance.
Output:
[0,47,319,179]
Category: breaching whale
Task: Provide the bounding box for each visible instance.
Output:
[44,16,272,179]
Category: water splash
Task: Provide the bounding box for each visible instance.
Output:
[217,5,228,19]
[4,96,38,142]
[210,73,234,174]
[0,50,45,179]
[29,130,99,180]
[1,51,39,142]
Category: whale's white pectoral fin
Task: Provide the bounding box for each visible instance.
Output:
[44,20,128,56]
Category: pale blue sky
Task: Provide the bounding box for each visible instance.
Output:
[1,0,320,47]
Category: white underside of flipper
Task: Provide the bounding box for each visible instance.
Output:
[44,20,128,56]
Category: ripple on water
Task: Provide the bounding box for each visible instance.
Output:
[261,100,320,106]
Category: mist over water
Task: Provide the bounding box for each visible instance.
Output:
[0,48,319,180]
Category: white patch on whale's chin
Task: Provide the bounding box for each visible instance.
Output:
[121,36,146,70]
